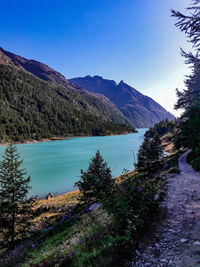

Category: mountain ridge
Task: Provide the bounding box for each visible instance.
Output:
[69,75,175,128]
[0,64,136,142]
[0,47,130,126]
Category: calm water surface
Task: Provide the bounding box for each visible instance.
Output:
[0,129,147,198]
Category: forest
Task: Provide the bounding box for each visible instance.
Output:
[0,65,136,142]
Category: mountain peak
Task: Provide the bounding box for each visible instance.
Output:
[69,75,175,128]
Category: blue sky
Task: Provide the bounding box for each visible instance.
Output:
[0,0,192,115]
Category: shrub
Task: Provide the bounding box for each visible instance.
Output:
[102,172,163,238]
[168,168,181,174]
[191,156,200,171]
[187,151,196,164]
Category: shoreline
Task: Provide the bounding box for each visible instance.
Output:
[37,170,136,204]
[0,131,138,146]
[37,136,173,202]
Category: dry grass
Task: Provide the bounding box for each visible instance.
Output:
[161,133,176,154]
[37,189,80,207]
[34,170,135,226]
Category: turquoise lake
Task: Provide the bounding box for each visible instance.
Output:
[0,129,146,198]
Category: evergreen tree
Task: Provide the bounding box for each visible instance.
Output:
[150,133,164,169]
[171,1,200,117]
[75,150,113,204]
[136,131,164,174]
[171,1,200,167]
[137,133,152,172]
[171,0,200,52]
[0,144,36,248]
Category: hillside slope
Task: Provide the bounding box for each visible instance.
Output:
[70,75,175,128]
[0,47,130,126]
[0,65,136,142]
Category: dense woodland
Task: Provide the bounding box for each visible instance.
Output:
[0,65,136,142]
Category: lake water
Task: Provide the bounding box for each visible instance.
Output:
[0,129,147,198]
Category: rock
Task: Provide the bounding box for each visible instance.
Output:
[144,263,151,266]
[88,203,101,211]
[160,258,167,263]
[194,241,200,246]
[135,249,141,256]
[36,204,50,214]
[180,238,188,243]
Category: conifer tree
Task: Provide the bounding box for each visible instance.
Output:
[75,150,113,204]
[0,144,36,248]
[150,133,164,169]
[136,131,164,174]
[136,133,152,172]
[171,0,200,162]
[172,1,200,116]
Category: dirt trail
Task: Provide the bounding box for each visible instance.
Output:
[129,151,200,267]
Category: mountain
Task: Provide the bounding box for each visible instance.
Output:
[0,49,136,142]
[69,75,175,128]
[0,46,72,87]
[0,47,130,125]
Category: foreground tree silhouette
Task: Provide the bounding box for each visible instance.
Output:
[171,1,200,169]
[171,1,200,116]
[136,131,164,174]
[0,144,36,248]
[75,150,113,204]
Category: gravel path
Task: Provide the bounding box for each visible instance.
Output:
[129,150,200,267]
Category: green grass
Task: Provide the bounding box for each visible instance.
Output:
[21,208,111,266]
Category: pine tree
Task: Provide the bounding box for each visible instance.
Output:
[171,0,200,52]
[136,133,152,172]
[171,1,200,116]
[136,131,164,174]
[150,133,164,170]
[0,144,36,248]
[75,150,113,204]
[171,1,200,158]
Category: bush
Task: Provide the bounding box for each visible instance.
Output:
[187,151,196,164]
[70,171,164,266]
[102,172,163,237]
[168,168,181,174]
[191,156,200,171]
[187,149,200,171]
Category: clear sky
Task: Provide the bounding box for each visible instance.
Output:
[0,0,193,116]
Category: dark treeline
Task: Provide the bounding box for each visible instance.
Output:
[145,119,175,138]
[172,0,200,171]
[0,65,136,142]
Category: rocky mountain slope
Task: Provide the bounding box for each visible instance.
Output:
[70,75,175,128]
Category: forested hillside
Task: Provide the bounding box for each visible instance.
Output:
[0,65,136,142]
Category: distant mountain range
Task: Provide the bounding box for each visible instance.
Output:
[0,46,174,142]
[0,47,130,124]
[69,76,175,128]
[0,47,135,141]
